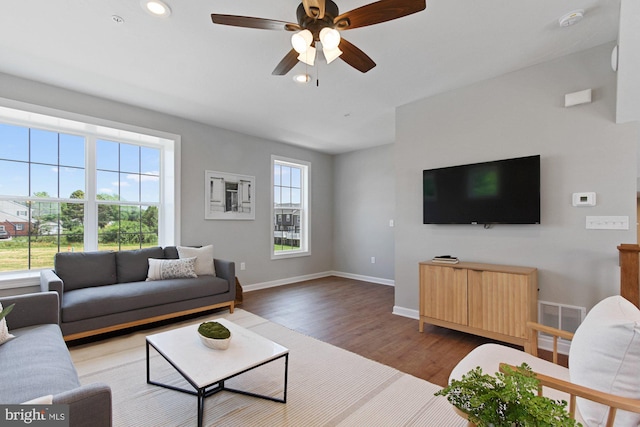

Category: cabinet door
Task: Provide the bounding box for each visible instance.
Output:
[420,265,468,325]
[467,270,531,339]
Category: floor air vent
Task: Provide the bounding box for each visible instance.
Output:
[537,301,586,355]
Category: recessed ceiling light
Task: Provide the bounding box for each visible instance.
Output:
[141,0,171,17]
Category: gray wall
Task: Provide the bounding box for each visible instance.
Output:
[395,42,639,315]
[0,72,334,288]
[333,144,395,282]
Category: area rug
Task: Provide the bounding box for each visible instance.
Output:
[70,309,466,426]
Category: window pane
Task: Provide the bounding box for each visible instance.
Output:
[120,172,139,202]
[60,167,85,199]
[274,164,281,186]
[31,163,58,197]
[0,160,28,196]
[273,186,280,204]
[0,123,29,162]
[30,128,58,165]
[291,167,301,188]
[120,143,139,174]
[98,204,120,250]
[59,134,85,168]
[97,170,119,200]
[141,175,159,203]
[281,166,291,187]
[141,146,160,174]
[291,188,301,205]
[281,187,291,204]
[96,140,119,171]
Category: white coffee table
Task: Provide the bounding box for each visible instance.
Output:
[146,318,289,427]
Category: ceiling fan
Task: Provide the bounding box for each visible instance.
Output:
[211,0,427,76]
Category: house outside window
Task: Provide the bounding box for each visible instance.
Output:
[271,155,310,259]
[0,105,178,274]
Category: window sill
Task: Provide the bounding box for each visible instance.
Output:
[271,251,311,260]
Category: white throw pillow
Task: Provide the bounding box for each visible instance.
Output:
[0,302,16,346]
[177,245,215,276]
[147,257,197,281]
[22,395,54,404]
[569,295,640,426]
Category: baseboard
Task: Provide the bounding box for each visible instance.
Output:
[242,271,394,292]
[330,271,394,287]
[393,306,419,319]
[242,271,334,292]
[537,334,571,355]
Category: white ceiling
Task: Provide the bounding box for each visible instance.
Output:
[0,1,621,154]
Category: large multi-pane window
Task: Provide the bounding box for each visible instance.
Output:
[0,106,177,274]
[271,155,310,258]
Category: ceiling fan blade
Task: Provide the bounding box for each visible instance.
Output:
[338,38,376,73]
[302,0,326,19]
[272,49,300,75]
[334,0,426,30]
[211,14,301,31]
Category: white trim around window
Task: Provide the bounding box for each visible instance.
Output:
[271,155,310,259]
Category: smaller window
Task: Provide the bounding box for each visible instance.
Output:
[271,156,310,259]
[15,224,24,231]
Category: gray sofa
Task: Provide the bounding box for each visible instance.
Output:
[40,246,236,340]
[0,292,112,427]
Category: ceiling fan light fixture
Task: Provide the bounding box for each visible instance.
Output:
[319,28,341,50]
[291,29,313,54]
[323,46,343,64]
[297,45,316,66]
[142,0,172,17]
[293,74,311,84]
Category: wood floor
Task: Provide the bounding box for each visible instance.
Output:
[241,276,501,387]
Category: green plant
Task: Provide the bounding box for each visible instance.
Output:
[435,363,581,427]
[0,303,14,321]
[197,321,230,339]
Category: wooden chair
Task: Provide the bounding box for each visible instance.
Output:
[449,296,640,427]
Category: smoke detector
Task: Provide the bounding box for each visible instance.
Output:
[559,9,584,27]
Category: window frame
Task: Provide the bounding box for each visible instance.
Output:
[0,98,180,282]
[271,155,310,259]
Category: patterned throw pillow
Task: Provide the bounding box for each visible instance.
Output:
[147,257,197,281]
[0,302,16,346]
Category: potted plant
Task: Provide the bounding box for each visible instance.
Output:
[197,321,232,350]
[435,363,581,427]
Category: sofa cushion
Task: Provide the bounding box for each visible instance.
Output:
[164,246,179,259]
[177,245,215,276]
[569,295,640,426]
[0,324,80,403]
[61,276,230,322]
[116,246,164,283]
[55,251,117,291]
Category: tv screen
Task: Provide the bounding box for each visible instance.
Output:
[423,155,540,224]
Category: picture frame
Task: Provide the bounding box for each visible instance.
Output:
[204,170,255,220]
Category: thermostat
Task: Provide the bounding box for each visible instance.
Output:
[572,192,596,207]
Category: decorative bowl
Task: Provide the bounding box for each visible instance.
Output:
[199,333,231,350]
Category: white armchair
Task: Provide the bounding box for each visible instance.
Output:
[449,296,640,427]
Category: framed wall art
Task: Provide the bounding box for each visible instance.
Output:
[204,170,255,220]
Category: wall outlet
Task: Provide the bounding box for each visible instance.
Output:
[370,257,376,264]
[240,262,246,271]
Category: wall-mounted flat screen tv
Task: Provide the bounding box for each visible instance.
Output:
[423,155,540,225]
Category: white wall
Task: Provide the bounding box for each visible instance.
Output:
[395,42,639,315]
[333,144,395,282]
[0,72,334,288]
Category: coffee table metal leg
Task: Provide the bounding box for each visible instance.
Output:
[197,389,205,427]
